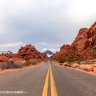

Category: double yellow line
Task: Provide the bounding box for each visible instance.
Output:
[42,65,58,96]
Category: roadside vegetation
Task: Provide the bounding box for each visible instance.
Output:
[0,58,40,70]
[0,59,23,70]
[59,59,96,74]
[23,59,40,66]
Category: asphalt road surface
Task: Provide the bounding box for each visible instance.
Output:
[0,61,96,96]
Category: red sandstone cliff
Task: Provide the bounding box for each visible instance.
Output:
[52,22,96,62]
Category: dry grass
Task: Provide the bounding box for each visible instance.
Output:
[63,62,71,67]
[71,63,80,68]
[79,65,93,72]
[23,59,39,66]
[0,59,23,70]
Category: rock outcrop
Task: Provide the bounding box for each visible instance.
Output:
[17,44,47,61]
[72,22,96,60]
[0,53,15,62]
[51,44,82,62]
[0,44,48,64]
[52,22,96,62]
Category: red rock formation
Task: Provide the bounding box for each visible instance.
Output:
[0,53,15,62]
[17,44,47,61]
[51,44,82,62]
[72,22,96,59]
[52,22,96,62]
[0,55,9,62]
[41,53,49,60]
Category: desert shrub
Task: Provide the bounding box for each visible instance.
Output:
[63,62,71,67]
[80,61,88,64]
[24,59,39,66]
[0,59,23,70]
[60,63,63,65]
[68,59,75,63]
[31,60,38,65]
[24,61,31,66]
[59,58,75,64]
[71,63,80,68]
[87,59,96,62]
[80,65,93,72]
[59,60,66,63]
[76,59,84,64]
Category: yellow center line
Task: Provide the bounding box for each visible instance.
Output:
[42,68,49,96]
[50,65,58,96]
[42,65,58,96]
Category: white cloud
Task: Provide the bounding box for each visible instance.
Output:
[66,0,96,24]
[0,0,95,52]
[0,42,26,52]
[0,42,25,48]
[38,41,48,46]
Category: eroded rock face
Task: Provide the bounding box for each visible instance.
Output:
[51,44,82,62]
[0,55,9,62]
[41,53,49,60]
[52,22,96,62]
[17,44,47,61]
[0,44,48,63]
[75,22,96,59]
[0,53,15,62]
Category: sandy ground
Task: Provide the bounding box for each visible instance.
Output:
[55,62,96,76]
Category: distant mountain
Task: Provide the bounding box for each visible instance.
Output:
[44,50,53,57]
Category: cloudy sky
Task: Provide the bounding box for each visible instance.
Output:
[0,0,96,53]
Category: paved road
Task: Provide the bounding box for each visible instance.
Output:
[0,61,96,96]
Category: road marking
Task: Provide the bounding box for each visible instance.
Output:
[42,68,49,96]
[42,65,58,96]
[50,66,58,96]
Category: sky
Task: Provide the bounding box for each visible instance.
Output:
[0,0,96,53]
